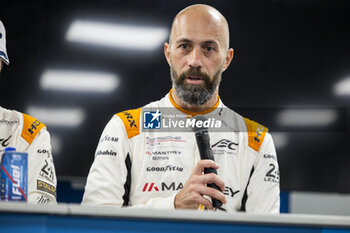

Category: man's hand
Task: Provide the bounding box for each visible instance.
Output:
[174,160,226,210]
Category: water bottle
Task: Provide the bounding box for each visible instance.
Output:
[0,147,28,202]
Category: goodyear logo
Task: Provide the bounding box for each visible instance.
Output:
[37,180,56,197]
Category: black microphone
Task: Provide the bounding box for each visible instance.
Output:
[193,115,223,209]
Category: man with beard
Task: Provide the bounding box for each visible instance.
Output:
[0,20,57,204]
[82,4,280,213]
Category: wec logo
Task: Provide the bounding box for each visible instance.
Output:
[212,139,238,150]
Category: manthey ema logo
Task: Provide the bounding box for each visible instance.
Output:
[143,110,162,129]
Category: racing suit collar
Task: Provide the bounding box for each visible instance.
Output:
[168,89,221,117]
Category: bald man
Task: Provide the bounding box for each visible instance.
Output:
[82,4,280,213]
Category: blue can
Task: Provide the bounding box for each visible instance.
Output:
[0,147,28,202]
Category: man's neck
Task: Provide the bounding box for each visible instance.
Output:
[171,89,219,113]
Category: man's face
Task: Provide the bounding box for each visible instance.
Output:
[170,62,223,106]
[165,10,231,106]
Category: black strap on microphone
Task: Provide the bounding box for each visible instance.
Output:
[193,115,223,210]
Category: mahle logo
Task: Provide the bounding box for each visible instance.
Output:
[143,110,161,129]
[142,182,183,192]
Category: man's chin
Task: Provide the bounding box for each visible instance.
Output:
[174,86,213,106]
[182,82,206,91]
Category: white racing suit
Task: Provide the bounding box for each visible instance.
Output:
[82,91,280,213]
[0,106,57,204]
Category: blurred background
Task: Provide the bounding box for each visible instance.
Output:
[1,0,350,213]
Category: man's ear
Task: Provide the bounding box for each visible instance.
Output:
[164,42,171,66]
[222,48,234,71]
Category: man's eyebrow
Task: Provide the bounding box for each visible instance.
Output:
[201,40,219,46]
[174,39,219,47]
[175,39,192,44]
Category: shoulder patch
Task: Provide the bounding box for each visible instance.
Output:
[116,108,141,139]
[243,117,268,152]
[21,113,46,145]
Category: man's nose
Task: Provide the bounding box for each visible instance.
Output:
[188,48,202,69]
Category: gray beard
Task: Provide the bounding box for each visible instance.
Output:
[171,67,221,106]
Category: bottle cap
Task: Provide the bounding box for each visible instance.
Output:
[4,147,16,152]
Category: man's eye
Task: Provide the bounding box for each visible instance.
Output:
[180,44,188,49]
[205,47,214,52]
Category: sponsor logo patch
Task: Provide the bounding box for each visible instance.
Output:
[99,135,119,143]
[37,180,56,197]
[151,156,169,161]
[0,120,19,125]
[145,150,181,160]
[39,159,55,183]
[96,150,117,156]
[146,165,183,172]
[223,186,240,197]
[264,163,280,183]
[254,125,264,143]
[121,111,138,129]
[145,136,186,149]
[142,182,159,192]
[37,149,51,156]
[142,182,183,192]
[212,139,238,150]
[211,139,238,155]
[146,150,181,156]
[28,120,41,135]
[263,154,277,161]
